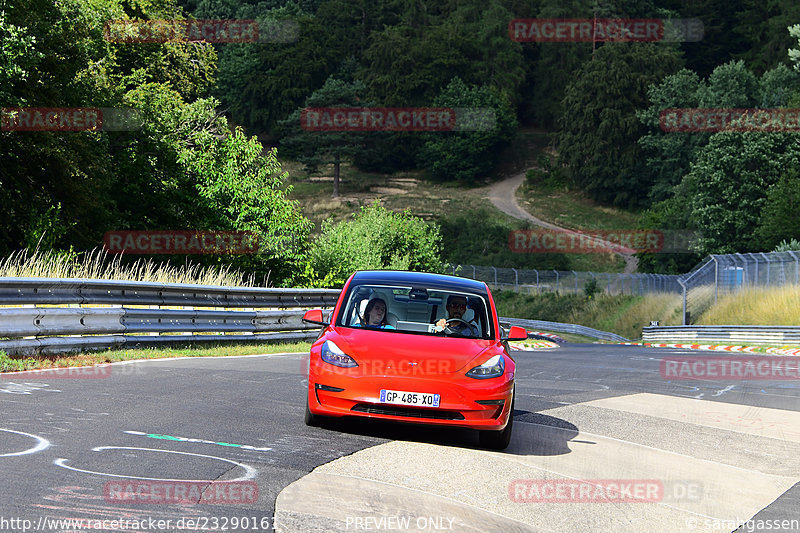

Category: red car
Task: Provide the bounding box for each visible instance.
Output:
[302,270,527,450]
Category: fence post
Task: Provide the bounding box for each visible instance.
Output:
[492,266,497,287]
[472,265,476,279]
[789,251,800,284]
[554,270,560,293]
[753,253,759,285]
[572,270,578,293]
[536,270,540,293]
[678,277,688,325]
[735,253,746,288]
[712,255,718,305]
[762,252,769,286]
[512,268,518,291]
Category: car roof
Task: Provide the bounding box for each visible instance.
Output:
[350,270,489,296]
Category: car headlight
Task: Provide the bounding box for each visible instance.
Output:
[320,340,358,368]
[466,354,504,379]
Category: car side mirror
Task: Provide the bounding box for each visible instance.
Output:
[302,309,329,326]
[501,326,528,342]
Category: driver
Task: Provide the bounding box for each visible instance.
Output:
[434,295,478,336]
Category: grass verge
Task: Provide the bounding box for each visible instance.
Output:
[0,342,312,373]
[494,290,683,340]
[517,171,640,231]
[698,286,800,325]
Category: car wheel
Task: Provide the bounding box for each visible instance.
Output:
[304,395,322,427]
[479,391,514,450]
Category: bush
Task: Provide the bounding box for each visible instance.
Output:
[305,202,443,287]
[583,277,599,300]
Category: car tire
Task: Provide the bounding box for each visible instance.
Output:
[478,391,514,450]
[304,395,322,427]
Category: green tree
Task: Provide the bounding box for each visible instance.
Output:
[213,9,338,133]
[733,0,800,73]
[277,76,370,197]
[416,77,517,182]
[755,169,800,251]
[556,42,683,207]
[684,131,800,254]
[306,202,443,288]
[637,69,706,203]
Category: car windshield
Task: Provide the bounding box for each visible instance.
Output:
[336,283,493,339]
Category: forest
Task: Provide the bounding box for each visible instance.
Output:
[2,0,800,283]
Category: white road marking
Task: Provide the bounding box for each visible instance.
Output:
[54,446,257,482]
[0,428,51,457]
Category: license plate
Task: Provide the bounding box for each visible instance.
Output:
[380,389,440,408]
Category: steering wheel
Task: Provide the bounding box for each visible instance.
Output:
[444,317,479,337]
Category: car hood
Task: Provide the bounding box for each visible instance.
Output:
[328,327,499,375]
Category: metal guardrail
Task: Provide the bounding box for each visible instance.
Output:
[500,317,630,343]
[0,277,340,307]
[642,326,800,344]
[0,278,340,355]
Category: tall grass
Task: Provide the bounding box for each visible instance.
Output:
[494,290,683,339]
[571,292,683,338]
[0,248,257,287]
[698,286,800,325]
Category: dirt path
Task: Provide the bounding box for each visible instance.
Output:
[487,172,639,274]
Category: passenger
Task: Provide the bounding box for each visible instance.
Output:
[360,298,395,329]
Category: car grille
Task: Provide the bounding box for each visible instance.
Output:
[351,403,465,420]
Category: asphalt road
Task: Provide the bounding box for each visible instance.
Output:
[1,345,799,532]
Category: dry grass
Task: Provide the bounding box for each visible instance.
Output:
[698,286,800,325]
[572,292,684,339]
[0,248,256,286]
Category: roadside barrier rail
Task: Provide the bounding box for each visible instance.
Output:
[0,277,340,355]
[642,325,800,344]
[500,317,630,342]
[0,277,655,354]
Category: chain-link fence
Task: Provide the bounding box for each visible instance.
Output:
[452,250,800,325]
[679,251,800,324]
[448,265,682,296]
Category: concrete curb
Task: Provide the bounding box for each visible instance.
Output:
[509,341,560,350]
[643,342,800,355]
